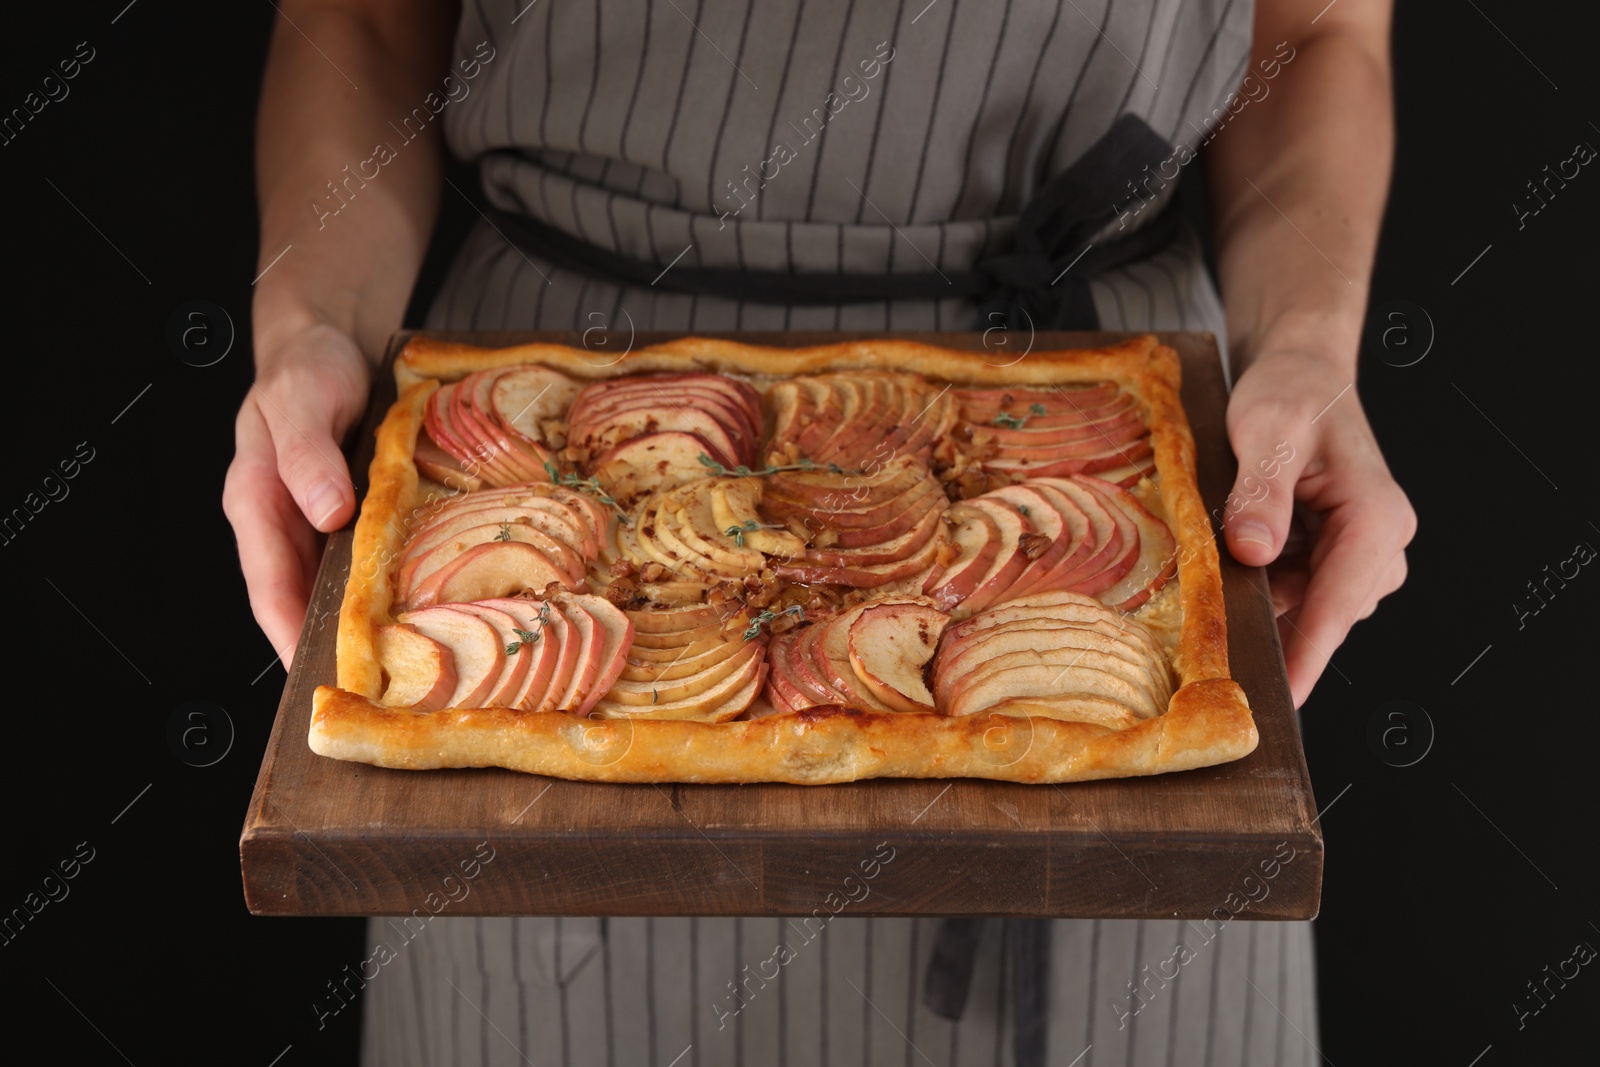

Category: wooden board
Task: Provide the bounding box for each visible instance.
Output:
[240,330,1322,920]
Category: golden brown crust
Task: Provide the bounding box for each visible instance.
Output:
[309,677,1253,784]
[313,333,1256,783]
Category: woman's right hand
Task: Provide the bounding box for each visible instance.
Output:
[222,320,373,669]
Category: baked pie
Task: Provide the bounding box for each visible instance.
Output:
[310,334,1256,783]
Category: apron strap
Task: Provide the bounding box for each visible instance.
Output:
[481,113,1179,330]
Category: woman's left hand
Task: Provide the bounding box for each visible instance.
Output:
[1219,351,1417,707]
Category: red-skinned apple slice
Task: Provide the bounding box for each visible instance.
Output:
[402,500,594,564]
[985,484,1070,599]
[395,606,503,709]
[1063,476,1144,595]
[986,436,1155,478]
[591,431,724,501]
[1024,478,1123,593]
[984,418,1148,461]
[847,601,949,712]
[573,594,635,717]
[547,598,602,713]
[375,624,458,711]
[1077,476,1178,610]
[407,541,582,609]
[772,528,944,588]
[399,520,585,603]
[764,629,814,711]
[451,602,533,707]
[467,371,550,482]
[479,598,562,712]
[449,375,525,485]
[934,621,1172,712]
[945,654,1159,719]
[923,505,1002,611]
[787,620,850,704]
[798,499,944,568]
[425,383,499,481]
[489,365,582,447]
[571,388,754,456]
[980,406,1144,446]
[571,374,759,442]
[951,498,1034,616]
[414,431,485,492]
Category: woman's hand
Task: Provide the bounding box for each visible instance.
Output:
[222,322,372,668]
[1220,351,1416,707]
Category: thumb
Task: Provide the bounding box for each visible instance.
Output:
[1221,431,1301,567]
[253,383,357,534]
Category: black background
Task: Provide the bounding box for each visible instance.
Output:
[1,2,1595,1064]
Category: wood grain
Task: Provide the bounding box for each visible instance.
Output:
[239,331,1322,919]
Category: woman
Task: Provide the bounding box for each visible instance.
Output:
[226,1,1414,1063]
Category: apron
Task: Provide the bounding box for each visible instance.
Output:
[362,3,1319,1064]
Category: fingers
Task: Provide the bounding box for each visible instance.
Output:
[1282,489,1416,706]
[253,375,357,534]
[1223,425,1302,568]
[224,399,324,669]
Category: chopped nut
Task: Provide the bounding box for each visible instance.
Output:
[640,562,668,582]
[1019,532,1052,560]
[609,558,639,579]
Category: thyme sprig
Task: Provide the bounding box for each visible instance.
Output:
[494,522,513,542]
[697,453,852,478]
[504,601,555,656]
[543,462,630,522]
[742,604,806,641]
[992,402,1048,430]
[724,519,788,547]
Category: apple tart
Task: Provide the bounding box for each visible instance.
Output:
[310,335,1257,783]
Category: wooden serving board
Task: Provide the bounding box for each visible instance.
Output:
[240,331,1323,920]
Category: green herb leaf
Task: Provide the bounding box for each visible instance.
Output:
[1028,402,1046,416]
[494,522,513,542]
[504,641,522,656]
[742,604,805,641]
[696,453,860,480]
[992,411,1027,429]
[1017,504,1030,517]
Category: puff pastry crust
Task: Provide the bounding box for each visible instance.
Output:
[310,334,1256,784]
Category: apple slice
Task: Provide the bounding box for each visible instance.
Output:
[590,431,722,501]
[1077,476,1178,611]
[773,526,945,588]
[984,484,1071,600]
[451,603,533,707]
[414,431,485,492]
[449,376,526,485]
[591,640,767,721]
[400,518,585,595]
[923,505,1002,611]
[946,654,1159,719]
[395,606,503,709]
[407,541,582,609]
[573,594,636,717]
[375,623,458,711]
[788,619,851,704]
[935,621,1172,712]
[951,498,1034,616]
[620,632,744,680]
[478,598,562,712]
[764,629,814,711]
[545,598,602,713]
[847,601,949,712]
[489,365,582,447]
[604,638,762,706]
[466,370,548,481]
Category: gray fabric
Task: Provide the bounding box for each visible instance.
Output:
[361,1,1318,1063]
